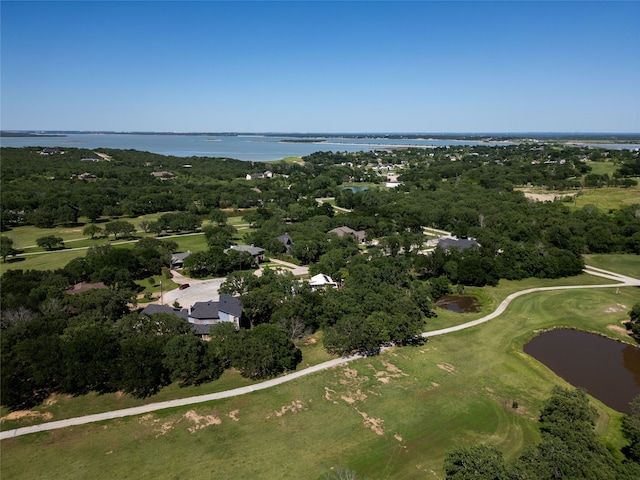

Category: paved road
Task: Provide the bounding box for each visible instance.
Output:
[2,265,638,440]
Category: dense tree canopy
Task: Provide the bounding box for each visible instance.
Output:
[1,143,638,411]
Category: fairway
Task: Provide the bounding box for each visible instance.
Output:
[2,276,638,479]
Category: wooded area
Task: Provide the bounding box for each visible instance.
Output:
[1,143,639,411]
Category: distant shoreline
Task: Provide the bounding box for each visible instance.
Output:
[0,132,66,138]
[1,130,639,144]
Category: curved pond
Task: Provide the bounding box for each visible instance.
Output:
[435,295,480,313]
[524,329,640,414]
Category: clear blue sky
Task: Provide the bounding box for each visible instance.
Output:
[1,1,639,133]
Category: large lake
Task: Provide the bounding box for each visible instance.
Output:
[2,134,638,161]
[1,134,509,161]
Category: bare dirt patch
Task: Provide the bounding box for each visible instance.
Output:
[355,408,384,435]
[339,367,369,389]
[341,367,359,381]
[602,303,628,314]
[394,433,404,442]
[325,387,339,404]
[368,360,408,384]
[228,410,240,422]
[341,389,368,404]
[159,419,180,436]
[437,363,457,373]
[94,152,113,161]
[381,360,407,375]
[138,413,177,437]
[1,410,53,423]
[184,410,222,433]
[517,189,576,203]
[43,394,64,407]
[267,400,306,419]
[607,323,633,338]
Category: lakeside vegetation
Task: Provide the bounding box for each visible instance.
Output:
[1,143,639,478]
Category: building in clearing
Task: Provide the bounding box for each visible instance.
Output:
[328,226,366,244]
[276,233,294,253]
[189,294,243,330]
[171,251,192,269]
[437,236,480,252]
[309,273,338,290]
[226,245,265,264]
[142,294,242,341]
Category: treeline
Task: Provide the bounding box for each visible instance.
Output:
[2,144,638,231]
[1,144,639,410]
[219,264,435,355]
[0,238,305,409]
[444,387,640,479]
[1,304,301,409]
[1,237,177,313]
[0,147,265,228]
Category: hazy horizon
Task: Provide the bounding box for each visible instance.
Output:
[3,130,640,136]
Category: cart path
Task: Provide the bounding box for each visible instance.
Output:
[2,265,638,440]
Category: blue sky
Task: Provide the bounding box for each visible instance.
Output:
[1,1,639,133]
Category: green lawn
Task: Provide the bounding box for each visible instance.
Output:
[585,161,618,177]
[584,254,640,278]
[2,266,639,479]
[571,185,640,211]
[1,249,87,273]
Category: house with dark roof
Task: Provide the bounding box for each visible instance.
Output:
[437,236,480,252]
[188,294,243,339]
[226,245,265,264]
[171,251,192,269]
[141,296,242,340]
[276,234,294,253]
[142,304,189,321]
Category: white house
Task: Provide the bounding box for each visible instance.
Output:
[309,273,338,290]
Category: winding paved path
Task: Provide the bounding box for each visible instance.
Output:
[2,265,638,440]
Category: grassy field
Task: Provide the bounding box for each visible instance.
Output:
[584,254,640,278]
[2,261,639,479]
[0,210,253,273]
[571,185,640,211]
[514,163,640,211]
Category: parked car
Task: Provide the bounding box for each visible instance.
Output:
[178,283,190,290]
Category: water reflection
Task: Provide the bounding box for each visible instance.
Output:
[435,296,480,313]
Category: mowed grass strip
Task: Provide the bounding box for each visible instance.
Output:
[2,281,638,479]
[1,211,248,274]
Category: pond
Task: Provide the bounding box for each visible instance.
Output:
[524,329,640,414]
[435,295,480,313]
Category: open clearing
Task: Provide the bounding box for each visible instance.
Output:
[2,256,639,479]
